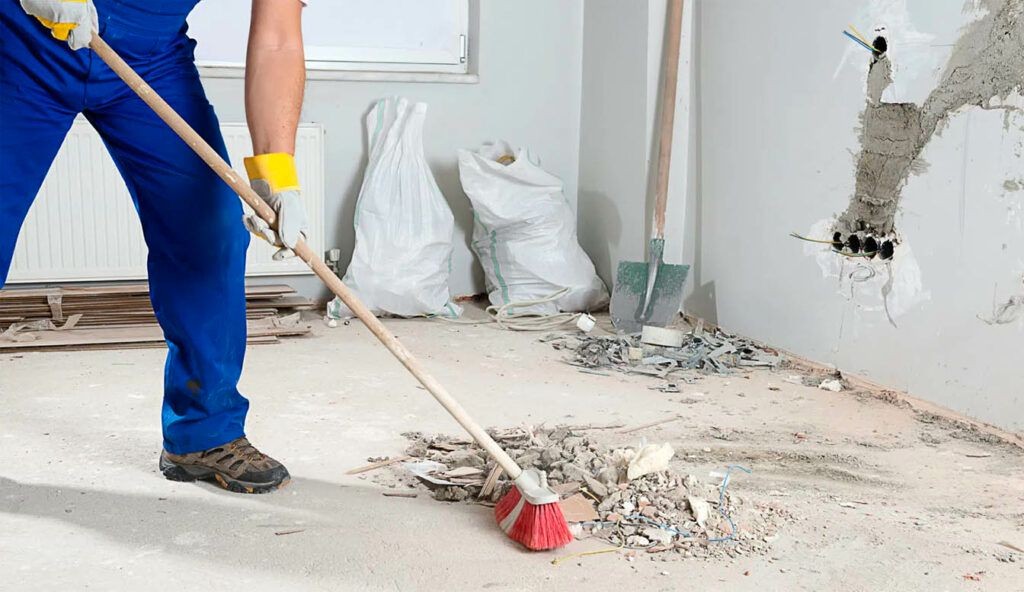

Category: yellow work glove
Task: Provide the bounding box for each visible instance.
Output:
[243,153,310,261]
[20,0,98,50]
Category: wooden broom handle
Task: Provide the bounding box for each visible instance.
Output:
[653,0,684,240]
[88,35,523,480]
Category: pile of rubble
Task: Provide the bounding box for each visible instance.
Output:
[543,323,782,381]
[379,425,787,560]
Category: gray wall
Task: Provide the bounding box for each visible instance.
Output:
[691,0,1024,429]
[201,0,584,300]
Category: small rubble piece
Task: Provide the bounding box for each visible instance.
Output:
[560,493,600,522]
[688,496,710,528]
[391,426,786,562]
[545,326,782,383]
[345,455,411,475]
[818,379,843,392]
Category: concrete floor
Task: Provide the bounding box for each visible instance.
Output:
[1,312,1022,591]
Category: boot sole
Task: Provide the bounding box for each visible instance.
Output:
[160,455,290,494]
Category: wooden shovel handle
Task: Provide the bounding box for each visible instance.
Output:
[88,35,523,480]
[653,0,684,240]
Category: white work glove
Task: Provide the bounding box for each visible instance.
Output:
[243,153,310,261]
[20,0,98,51]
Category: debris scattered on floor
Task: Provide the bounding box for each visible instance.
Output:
[379,425,787,561]
[543,324,782,385]
[345,455,411,475]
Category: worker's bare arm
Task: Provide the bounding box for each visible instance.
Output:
[242,0,308,255]
[245,0,305,155]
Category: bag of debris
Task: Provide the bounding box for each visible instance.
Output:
[458,140,608,314]
[329,97,462,319]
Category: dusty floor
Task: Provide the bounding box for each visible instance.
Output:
[1,309,1022,591]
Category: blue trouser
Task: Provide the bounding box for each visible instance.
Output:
[0,0,252,454]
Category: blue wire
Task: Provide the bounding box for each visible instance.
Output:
[707,464,752,543]
[843,31,879,54]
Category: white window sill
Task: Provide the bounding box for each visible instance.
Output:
[198,65,479,84]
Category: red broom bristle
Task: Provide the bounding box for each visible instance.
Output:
[494,486,574,551]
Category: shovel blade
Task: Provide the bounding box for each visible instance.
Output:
[610,259,689,333]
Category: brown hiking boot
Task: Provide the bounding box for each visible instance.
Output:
[159,437,290,494]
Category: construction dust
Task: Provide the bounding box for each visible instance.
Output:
[836,0,1024,241]
[372,426,790,562]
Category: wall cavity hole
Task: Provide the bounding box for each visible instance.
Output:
[881,240,895,260]
[847,234,862,253]
[873,36,887,55]
[863,236,879,256]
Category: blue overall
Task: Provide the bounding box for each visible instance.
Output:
[0,1,252,455]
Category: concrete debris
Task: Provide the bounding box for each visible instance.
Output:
[445,466,484,478]
[560,493,600,522]
[546,327,782,382]
[643,526,674,546]
[818,379,844,393]
[403,460,459,486]
[688,496,710,529]
[389,426,786,561]
[583,474,609,498]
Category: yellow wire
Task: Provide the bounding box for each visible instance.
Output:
[847,24,874,48]
[551,543,623,566]
[579,488,602,504]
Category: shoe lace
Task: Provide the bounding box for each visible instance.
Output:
[231,438,268,463]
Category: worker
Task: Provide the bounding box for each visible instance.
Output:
[0,0,310,494]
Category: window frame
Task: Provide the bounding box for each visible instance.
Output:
[190,0,472,78]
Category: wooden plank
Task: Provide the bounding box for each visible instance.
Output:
[0,317,309,352]
[0,282,296,301]
[1,282,311,349]
[345,455,411,475]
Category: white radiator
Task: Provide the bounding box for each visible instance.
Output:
[6,119,325,283]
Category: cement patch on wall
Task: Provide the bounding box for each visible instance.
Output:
[835,0,1024,241]
[803,0,1024,322]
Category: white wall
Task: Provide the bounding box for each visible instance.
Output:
[199,0,584,300]
[691,0,1024,430]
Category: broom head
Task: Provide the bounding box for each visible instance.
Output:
[494,468,573,551]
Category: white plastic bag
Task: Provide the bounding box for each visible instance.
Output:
[458,141,609,314]
[329,97,461,319]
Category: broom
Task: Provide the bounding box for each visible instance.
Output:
[87,35,572,551]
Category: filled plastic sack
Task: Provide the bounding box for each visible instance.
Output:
[329,97,461,319]
[458,141,608,315]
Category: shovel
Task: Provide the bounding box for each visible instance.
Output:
[610,0,689,333]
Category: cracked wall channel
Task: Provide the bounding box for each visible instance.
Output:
[835,0,1024,249]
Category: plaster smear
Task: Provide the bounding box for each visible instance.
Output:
[998,177,1024,229]
[805,219,930,322]
[836,0,1024,238]
[980,274,1024,324]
